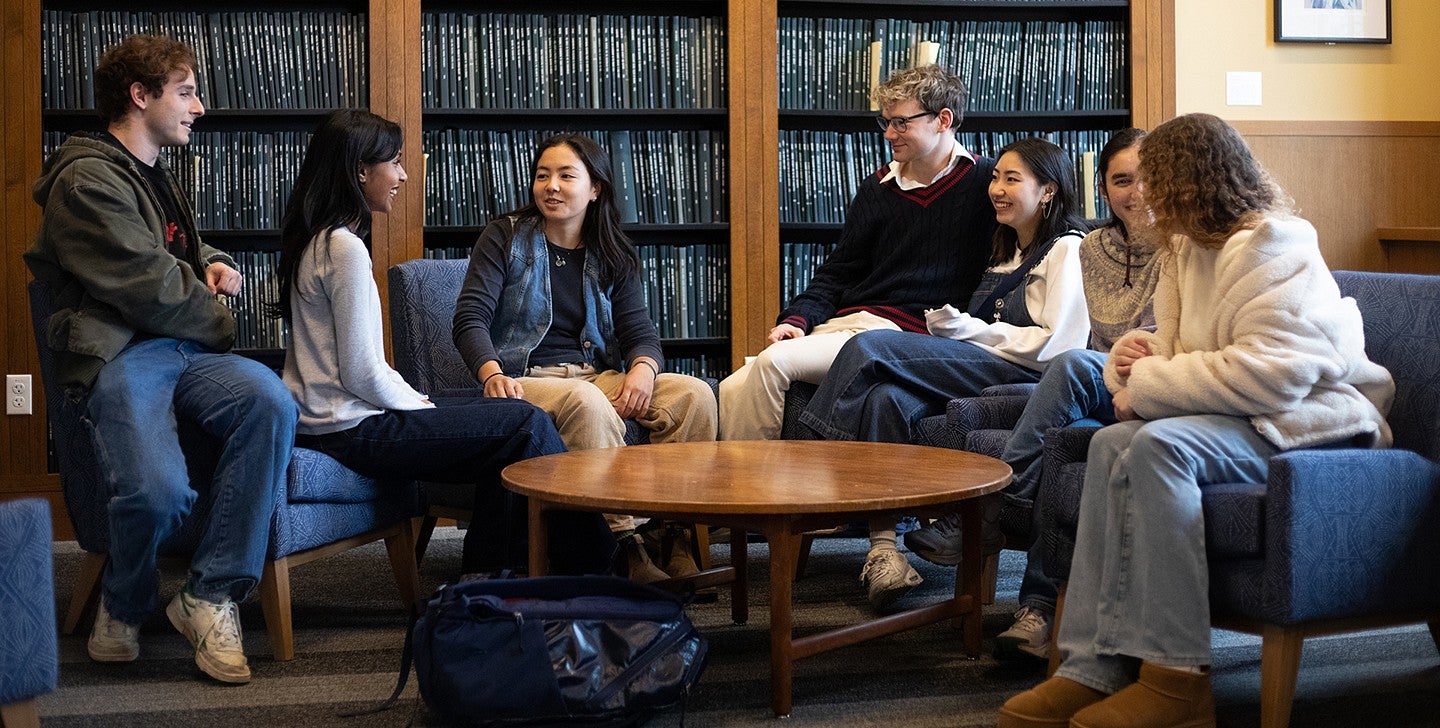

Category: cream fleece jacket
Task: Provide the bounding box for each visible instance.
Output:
[1103,216,1393,450]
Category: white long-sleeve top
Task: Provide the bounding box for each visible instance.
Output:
[923,231,1091,371]
[1102,216,1394,450]
[284,227,432,435]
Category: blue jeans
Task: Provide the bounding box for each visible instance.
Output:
[83,338,297,625]
[1055,415,1277,693]
[300,396,613,575]
[798,330,1040,443]
[1003,348,1115,616]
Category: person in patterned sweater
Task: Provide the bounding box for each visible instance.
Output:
[719,63,998,442]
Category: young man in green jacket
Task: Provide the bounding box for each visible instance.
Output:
[26,34,295,684]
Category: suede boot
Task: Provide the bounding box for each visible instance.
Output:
[998,676,1108,728]
[614,532,669,584]
[1069,662,1215,728]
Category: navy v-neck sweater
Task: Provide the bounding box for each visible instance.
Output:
[779,154,998,333]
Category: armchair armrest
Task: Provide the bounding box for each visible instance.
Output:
[1260,448,1440,624]
[945,394,1032,434]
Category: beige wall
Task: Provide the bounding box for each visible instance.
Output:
[1175,0,1440,121]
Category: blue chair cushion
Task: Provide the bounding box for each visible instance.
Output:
[286,447,387,504]
[0,499,58,705]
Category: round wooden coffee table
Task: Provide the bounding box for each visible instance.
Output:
[502,439,1011,717]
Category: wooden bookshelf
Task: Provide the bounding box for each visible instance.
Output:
[0,0,1173,528]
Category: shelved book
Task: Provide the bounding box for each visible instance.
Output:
[778,128,1113,224]
[778,16,1124,113]
[41,9,367,111]
[423,129,728,226]
[780,242,839,306]
[421,12,725,110]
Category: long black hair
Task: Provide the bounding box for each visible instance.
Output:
[989,137,1086,265]
[505,133,639,283]
[1096,127,1147,238]
[271,109,403,321]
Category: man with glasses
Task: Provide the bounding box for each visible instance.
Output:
[720,63,997,470]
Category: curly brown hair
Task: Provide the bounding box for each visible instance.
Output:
[94,35,198,123]
[871,64,967,126]
[1138,113,1292,249]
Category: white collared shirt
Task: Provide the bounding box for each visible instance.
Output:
[880,139,975,190]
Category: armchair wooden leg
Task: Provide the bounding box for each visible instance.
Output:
[1259,624,1304,728]
[385,520,423,607]
[413,515,439,565]
[1427,617,1440,654]
[0,698,42,728]
[693,524,712,570]
[259,558,295,662]
[795,534,815,580]
[63,552,107,635]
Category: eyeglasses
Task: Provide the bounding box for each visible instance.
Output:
[875,110,938,132]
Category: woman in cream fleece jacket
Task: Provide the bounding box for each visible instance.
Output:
[999,114,1393,728]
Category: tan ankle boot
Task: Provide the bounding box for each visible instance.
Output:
[1069,662,1215,728]
[997,676,1107,728]
[614,533,669,584]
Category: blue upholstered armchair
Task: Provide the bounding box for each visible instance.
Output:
[387,257,717,567]
[1029,270,1440,728]
[0,498,57,728]
[28,281,422,662]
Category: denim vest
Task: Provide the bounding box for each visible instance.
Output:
[490,217,620,376]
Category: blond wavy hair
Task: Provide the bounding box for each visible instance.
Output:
[871,64,967,125]
[1139,113,1293,249]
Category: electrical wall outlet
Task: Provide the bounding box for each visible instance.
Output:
[7,374,32,415]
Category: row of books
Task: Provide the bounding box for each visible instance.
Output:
[41,10,367,111]
[667,354,730,380]
[421,13,726,110]
[780,243,839,306]
[425,243,729,341]
[224,251,288,351]
[778,17,1126,112]
[777,128,1114,224]
[424,129,728,227]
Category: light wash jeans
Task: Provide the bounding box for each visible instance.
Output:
[1055,415,1277,694]
[82,338,297,625]
[1002,348,1114,617]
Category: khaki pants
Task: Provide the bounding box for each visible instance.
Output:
[718,311,901,441]
[520,363,718,531]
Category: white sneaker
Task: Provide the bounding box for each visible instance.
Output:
[166,588,251,683]
[995,606,1051,659]
[860,548,923,609]
[88,596,140,662]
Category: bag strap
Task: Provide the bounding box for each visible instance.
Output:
[337,605,421,719]
[970,229,1080,322]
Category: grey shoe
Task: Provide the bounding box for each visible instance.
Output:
[88,596,140,663]
[860,548,923,609]
[904,498,1005,566]
[166,587,251,683]
[995,605,1051,659]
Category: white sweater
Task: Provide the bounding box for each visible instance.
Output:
[923,231,1091,371]
[283,227,432,435]
[1103,216,1394,450]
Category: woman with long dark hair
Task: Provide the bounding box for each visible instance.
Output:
[797,137,1093,609]
[275,110,610,575]
[452,133,718,583]
[905,128,1164,660]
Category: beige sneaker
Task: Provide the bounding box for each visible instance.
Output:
[166,587,251,684]
[860,548,923,609]
[88,596,140,662]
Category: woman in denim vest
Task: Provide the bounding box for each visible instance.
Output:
[453,134,718,583]
[797,137,1091,610]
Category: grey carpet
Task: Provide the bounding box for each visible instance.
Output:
[38,529,1440,726]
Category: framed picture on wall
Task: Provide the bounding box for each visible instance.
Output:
[1275,0,1391,44]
